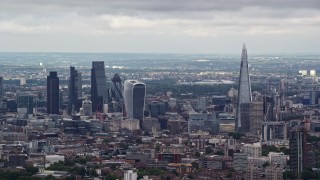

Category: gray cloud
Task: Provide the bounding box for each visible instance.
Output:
[1,0,320,16]
[0,0,319,53]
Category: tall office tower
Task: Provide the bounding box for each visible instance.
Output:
[91,61,109,112]
[124,80,146,123]
[68,66,82,114]
[47,71,60,114]
[17,93,33,114]
[236,44,252,132]
[0,76,3,100]
[289,127,306,178]
[109,73,123,112]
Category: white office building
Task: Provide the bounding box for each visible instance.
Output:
[124,170,137,180]
[242,142,262,158]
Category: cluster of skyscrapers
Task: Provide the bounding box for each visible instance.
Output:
[46,61,146,124]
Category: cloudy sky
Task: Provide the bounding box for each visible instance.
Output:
[0,0,320,54]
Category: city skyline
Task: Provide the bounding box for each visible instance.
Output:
[0,0,320,54]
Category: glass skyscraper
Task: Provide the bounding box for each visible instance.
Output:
[109,73,123,112]
[236,44,252,132]
[91,61,109,112]
[68,66,82,114]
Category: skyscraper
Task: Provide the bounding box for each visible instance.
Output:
[0,76,3,101]
[68,66,82,114]
[109,73,123,102]
[289,127,306,177]
[47,71,59,114]
[17,93,33,115]
[124,80,146,122]
[109,73,123,112]
[236,44,252,132]
[91,61,109,112]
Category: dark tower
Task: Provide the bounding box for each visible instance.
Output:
[68,66,82,114]
[289,127,307,178]
[91,61,109,112]
[0,76,3,101]
[236,44,252,132]
[47,71,59,114]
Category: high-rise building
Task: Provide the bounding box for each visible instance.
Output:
[17,93,33,114]
[236,44,252,132]
[289,127,307,177]
[47,71,59,114]
[265,164,283,180]
[242,142,262,158]
[81,100,92,116]
[240,102,264,134]
[197,97,207,111]
[0,76,3,100]
[261,121,287,142]
[109,73,123,112]
[91,61,109,112]
[109,73,123,102]
[124,80,146,123]
[188,112,220,134]
[124,170,137,180]
[233,153,248,172]
[68,66,82,114]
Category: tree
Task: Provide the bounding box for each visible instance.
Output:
[103,139,110,144]
[44,175,57,180]
[24,166,39,176]
[214,150,224,156]
[155,144,161,152]
[262,162,270,167]
[228,132,244,139]
[283,170,297,180]
[226,172,233,178]
[262,145,279,156]
[119,143,129,150]
[195,151,200,158]
[205,147,213,154]
[88,169,98,177]
[191,162,199,170]
[187,174,195,179]
[105,174,118,180]
[110,164,117,171]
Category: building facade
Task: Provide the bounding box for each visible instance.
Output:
[289,126,309,177]
[91,61,109,112]
[239,102,263,134]
[242,142,262,158]
[124,80,146,123]
[68,66,82,114]
[188,112,220,134]
[0,77,3,101]
[47,71,59,114]
[236,45,252,132]
[109,73,123,111]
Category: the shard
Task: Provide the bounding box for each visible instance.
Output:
[236,44,252,132]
